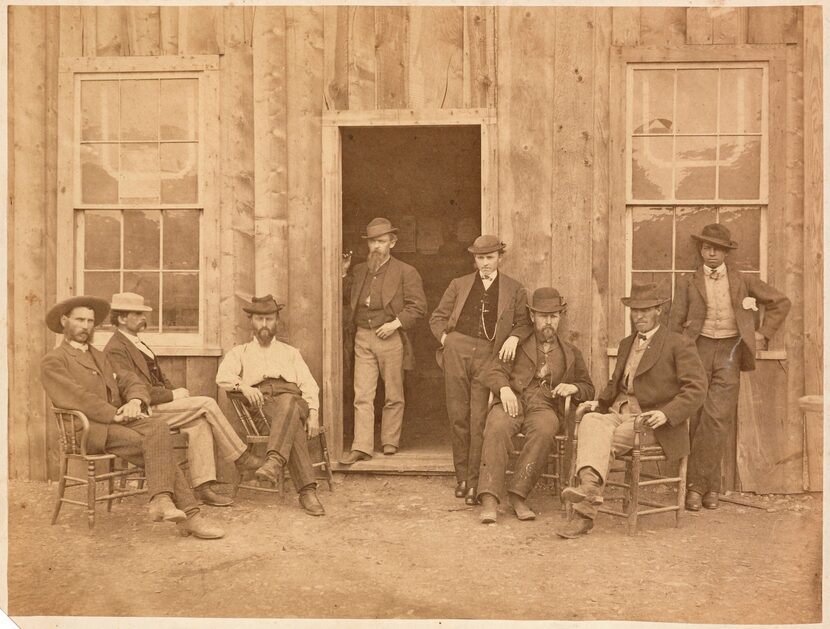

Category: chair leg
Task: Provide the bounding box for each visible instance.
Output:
[622,464,632,513]
[319,433,334,492]
[278,466,286,502]
[106,459,115,512]
[87,460,97,530]
[627,459,641,536]
[676,455,688,528]
[51,456,69,525]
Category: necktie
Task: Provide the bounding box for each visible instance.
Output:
[637,333,648,342]
[482,275,490,281]
[708,270,721,280]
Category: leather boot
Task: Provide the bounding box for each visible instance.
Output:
[195,483,234,507]
[298,487,325,516]
[255,454,284,485]
[235,450,264,473]
[148,493,187,523]
[479,493,498,524]
[555,513,594,539]
[561,467,604,505]
[177,512,226,539]
[508,493,536,521]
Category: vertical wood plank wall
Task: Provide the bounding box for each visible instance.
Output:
[7,6,823,492]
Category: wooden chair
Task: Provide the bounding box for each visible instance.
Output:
[569,403,687,535]
[226,391,334,499]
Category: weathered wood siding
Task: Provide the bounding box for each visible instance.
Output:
[8,6,823,492]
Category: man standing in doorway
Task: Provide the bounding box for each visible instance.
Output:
[340,217,427,464]
[430,235,533,504]
[670,223,790,511]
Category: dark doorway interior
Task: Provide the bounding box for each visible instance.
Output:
[341,125,482,458]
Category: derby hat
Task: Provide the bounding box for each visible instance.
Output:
[46,295,110,333]
[621,282,670,309]
[467,235,506,255]
[691,223,738,250]
[527,287,567,313]
[242,294,285,315]
[110,292,153,312]
[361,217,399,239]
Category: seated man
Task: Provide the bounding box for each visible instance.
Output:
[477,287,594,524]
[557,282,707,539]
[104,292,261,507]
[41,296,224,539]
[215,295,325,517]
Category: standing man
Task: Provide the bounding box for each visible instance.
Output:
[670,223,790,511]
[477,287,594,523]
[430,235,533,504]
[558,282,706,538]
[216,295,325,516]
[341,217,427,464]
[105,292,262,507]
[41,296,224,539]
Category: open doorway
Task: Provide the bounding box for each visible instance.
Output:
[341,125,482,463]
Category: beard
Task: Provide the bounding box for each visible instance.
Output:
[367,251,387,273]
[255,325,276,345]
[539,325,556,340]
[70,328,93,344]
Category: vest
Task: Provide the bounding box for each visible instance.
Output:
[454,274,499,339]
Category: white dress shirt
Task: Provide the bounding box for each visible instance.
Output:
[481,270,498,291]
[701,263,739,338]
[120,330,156,359]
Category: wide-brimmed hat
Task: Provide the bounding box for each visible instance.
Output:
[242,295,285,315]
[527,287,567,313]
[467,235,506,255]
[691,223,738,250]
[621,282,669,309]
[361,217,398,239]
[110,292,153,312]
[46,296,110,333]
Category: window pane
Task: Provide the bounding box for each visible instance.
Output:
[719,137,761,200]
[162,273,199,332]
[81,80,119,141]
[120,79,158,142]
[632,207,673,270]
[160,79,198,141]
[123,272,160,331]
[675,206,717,270]
[632,70,674,134]
[83,271,120,330]
[81,144,119,204]
[675,137,716,199]
[719,207,761,272]
[632,137,672,200]
[124,210,160,270]
[630,271,672,326]
[160,143,198,204]
[84,210,121,269]
[120,143,160,204]
[675,69,718,134]
[163,210,200,270]
[720,68,763,134]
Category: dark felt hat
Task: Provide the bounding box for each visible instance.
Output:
[467,235,506,255]
[691,223,738,250]
[527,287,567,313]
[242,295,285,315]
[361,217,399,239]
[621,282,670,309]
[46,296,110,333]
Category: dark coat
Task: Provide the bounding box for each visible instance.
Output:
[669,266,791,371]
[599,326,707,460]
[104,329,174,406]
[41,341,150,454]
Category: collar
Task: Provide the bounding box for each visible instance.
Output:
[637,324,660,342]
[480,270,498,282]
[120,329,143,343]
[703,263,726,277]
[68,340,89,352]
[371,256,391,274]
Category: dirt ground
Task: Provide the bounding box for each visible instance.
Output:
[6,475,823,624]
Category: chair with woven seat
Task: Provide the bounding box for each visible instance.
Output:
[226,391,334,499]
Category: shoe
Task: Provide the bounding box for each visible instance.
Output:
[464,487,478,506]
[235,450,265,473]
[148,494,187,523]
[299,488,325,516]
[479,494,498,524]
[561,484,604,506]
[702,491,719,509]
[196,484,234,507]
[177,513,225,539]
[454,481,468,498]
[555,514,594,539]
[255,456,283,485]
[508,495,536,521]
[383,445,398,455]
[685,490,702,511]
[339,450,371,465]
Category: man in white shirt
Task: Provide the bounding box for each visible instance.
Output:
[216,295,325,516]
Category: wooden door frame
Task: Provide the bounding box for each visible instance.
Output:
[321,108,498,459]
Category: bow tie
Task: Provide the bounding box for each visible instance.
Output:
[707,270,722,280]
[637,333,648,342]
[481,275,491,281]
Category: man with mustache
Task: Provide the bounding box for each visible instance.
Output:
[340,217,427,464]
[215,295,325,516]
[430,235,533,505]
[104,292,261,507]
[41,295,224,538]
[476,288,594,524]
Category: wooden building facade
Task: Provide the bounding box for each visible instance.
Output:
[8,5,824,493]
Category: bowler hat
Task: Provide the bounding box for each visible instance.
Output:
[361,217,399,239]
[110,292,153,312]
[621,282,669,309]
[691,223,738,250]
[467,235,506,255]
[242,295,285,315]
[527,287,567,313]
[46,295,110,333]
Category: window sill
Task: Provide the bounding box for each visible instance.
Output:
[606,347,786,361]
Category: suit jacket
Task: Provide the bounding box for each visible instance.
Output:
[481,334,595,423]
[104,329,174,405]
[41,341,150,454]
[599,326,707,460]
[350,256,427,370]
[429,272,533,366]
[669,266,791,371]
